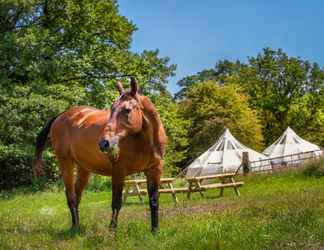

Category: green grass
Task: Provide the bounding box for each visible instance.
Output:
[1,171,324,249]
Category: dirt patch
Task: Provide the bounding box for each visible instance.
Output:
[105,199,242,222]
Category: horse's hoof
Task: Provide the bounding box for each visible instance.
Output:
[109,222,117,230]
[70,225,80,234]
[151,227,159,234]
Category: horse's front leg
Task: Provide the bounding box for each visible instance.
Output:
[110,173,124,229]
[146,165,162,233]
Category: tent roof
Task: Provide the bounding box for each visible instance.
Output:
[263,127,320,158]
[186,128,269,177]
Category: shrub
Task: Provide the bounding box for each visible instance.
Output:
[0,144,59,190]
[0,145,33,190]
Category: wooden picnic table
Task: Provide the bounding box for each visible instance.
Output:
[123,178,187,204]
[123,172,244,204]
[185,172,244,199]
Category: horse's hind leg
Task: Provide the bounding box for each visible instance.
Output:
[58,157,79,229]
[75,167,91,210]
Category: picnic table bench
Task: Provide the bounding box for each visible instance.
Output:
[185,172,244,198]
[123,178,187,204]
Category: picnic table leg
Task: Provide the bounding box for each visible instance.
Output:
[168,183,178,204]
[219,187,224,197]
[233,186,240,196]
[135,183,144,204]
[231,177,240,196]
[187,181,192,199]
[197,180,204,197]
[219,177,226,197]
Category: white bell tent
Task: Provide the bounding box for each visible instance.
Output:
[263,127,322,164]
[185,128,271,177]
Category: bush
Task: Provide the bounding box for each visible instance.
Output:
[0,145,60,190]
[0,145,33,190]
[302,157,324,178]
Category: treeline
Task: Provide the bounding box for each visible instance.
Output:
[0,1,323,189]
[177,48,324,164]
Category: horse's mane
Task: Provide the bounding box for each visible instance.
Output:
[139,95,168,158]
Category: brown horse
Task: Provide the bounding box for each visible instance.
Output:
[33,78,167,233]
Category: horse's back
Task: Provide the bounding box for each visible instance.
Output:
[51,105,107,135]
[50,106,112,174]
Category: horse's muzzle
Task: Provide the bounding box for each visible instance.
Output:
[98,139,110,152]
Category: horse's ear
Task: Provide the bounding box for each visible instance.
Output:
[130,77,138,96]
[116,80,124,95]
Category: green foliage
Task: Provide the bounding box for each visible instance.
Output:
[0,144,33,190]
[180,81,264,160]
[87,176,112,192]
[0,84,86,145]
[176,60,243,99]
[1,0,135,85]
[288,92,324,146]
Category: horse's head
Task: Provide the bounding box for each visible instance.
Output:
[98,78,145,159]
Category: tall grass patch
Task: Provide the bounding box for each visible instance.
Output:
[302,157,324,178]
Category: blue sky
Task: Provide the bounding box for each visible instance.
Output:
[118,0,324,94]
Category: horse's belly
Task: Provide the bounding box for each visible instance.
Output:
[75,153,112,176]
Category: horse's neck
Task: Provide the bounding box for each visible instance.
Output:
[141,115,165,158]
[140,96,167,157]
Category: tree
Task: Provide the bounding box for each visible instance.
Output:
[179,81,264,162]
[176,48,324,146]
[288,91,324,147]
[0,0,176,94]
[238,48,324,144]
[175,60,243,99]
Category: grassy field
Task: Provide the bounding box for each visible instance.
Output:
[1,170,324,250]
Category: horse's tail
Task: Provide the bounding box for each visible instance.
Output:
[32,116,58,176]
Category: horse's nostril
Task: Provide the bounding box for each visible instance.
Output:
[99,139,110,152]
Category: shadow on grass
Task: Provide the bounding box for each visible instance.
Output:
[123,200,149,206]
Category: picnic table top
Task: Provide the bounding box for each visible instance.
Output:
[185,172,237,181]
[124,173,238,184]
[124,177,175,184]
